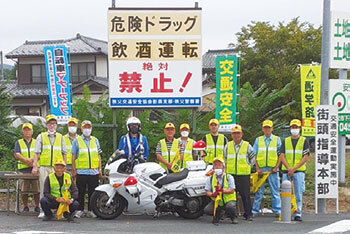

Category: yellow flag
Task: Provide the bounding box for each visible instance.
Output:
[170,149,181,173]
[250,172,270,193]
[291,182,297,215]
[213,192,222,217]
[57,180,70,220]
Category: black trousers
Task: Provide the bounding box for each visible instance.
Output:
[232,175,252,218]
[76,174,99,211]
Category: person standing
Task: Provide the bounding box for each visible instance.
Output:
[32,114,66,218]
[14,123,40,213]
[225,124,255,221]
[252,120,282,217]
[72,120,102,218]
[156,122,183,173]
[280,119,310,222]
[64,117,79,173]
[178,123,194,168]
[202,119,227,164]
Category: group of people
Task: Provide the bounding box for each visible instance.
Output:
[14,114,309,225]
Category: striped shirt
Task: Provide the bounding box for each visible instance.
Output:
[224,140,255,166]
[156,138,184,155]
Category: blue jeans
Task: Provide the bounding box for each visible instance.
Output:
[252,167,281,215]
[282,172,305,217]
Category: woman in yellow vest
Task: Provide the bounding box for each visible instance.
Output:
[204,157,238,225]
[201,119,228,164]
[14,123,40,213]
[280,119,310,222]
[156,122,184,173]
[64,117,79,173]
[178,123,194,168]
[225,124,255,221]
[40,159,79,221]
[72,120,102,218]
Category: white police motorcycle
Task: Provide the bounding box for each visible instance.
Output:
[90,143,211,220]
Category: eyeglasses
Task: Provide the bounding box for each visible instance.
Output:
[47,122,57,126]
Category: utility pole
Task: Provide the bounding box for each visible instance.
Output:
[319,0,331,214]
[0,51,4,80]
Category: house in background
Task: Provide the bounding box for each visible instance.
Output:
[5,33,108,116]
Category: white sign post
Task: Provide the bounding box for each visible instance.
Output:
[108,8,202,108]
[315,105,338,214]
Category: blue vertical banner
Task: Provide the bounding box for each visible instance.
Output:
[44,46,72,124]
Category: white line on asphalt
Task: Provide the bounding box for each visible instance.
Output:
[13,232,66,234]
[309,220,350,233]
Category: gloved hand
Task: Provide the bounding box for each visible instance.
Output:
[216,188,223,193]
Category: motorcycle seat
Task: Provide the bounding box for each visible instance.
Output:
[154,168,189,188]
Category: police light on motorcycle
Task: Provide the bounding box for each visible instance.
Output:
[124,176,137,186]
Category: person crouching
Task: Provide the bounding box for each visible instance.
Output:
[204,157,238,225]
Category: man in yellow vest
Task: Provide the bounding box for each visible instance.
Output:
[280,119,310,222]
[32,114,66,218]
[40,159,79,221]
[14,123,40,213]
[252,120,282,217]
[204,157,237,225]
[178,123,194,168]
[72,120,102,218]
[156,122,183,173]
[64,117,79,173]
[202,119,227,164]
[225,124,254,221]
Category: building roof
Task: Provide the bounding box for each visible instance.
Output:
[6,34,107,59]
[72,76,108,89]
[202,49,237,70]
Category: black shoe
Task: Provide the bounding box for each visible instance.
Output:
[294,216,302,222]
[246,216,253,221]
[231,217,238,224]
[43,215,53,221]
[34,207,40,213]
[22,206,29,212]
[67,213,74,222]
[63,212,69,219]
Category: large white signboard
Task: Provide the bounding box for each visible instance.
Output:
[108,8,202,108]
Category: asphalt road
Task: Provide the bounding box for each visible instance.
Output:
[0,212,349,234]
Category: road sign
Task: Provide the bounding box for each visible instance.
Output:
[300,65,321,136]
[108,8,202,108]
[330,11,350,69]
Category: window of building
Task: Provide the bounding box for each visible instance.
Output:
[31,64,47,83]
[15,107,41,116]
[71,63,95,83]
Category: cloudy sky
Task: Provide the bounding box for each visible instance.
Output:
[1,0,350,65]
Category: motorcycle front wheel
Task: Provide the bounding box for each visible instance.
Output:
[90,191,126,220]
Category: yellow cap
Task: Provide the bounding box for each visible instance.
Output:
[164,122,175,129]
[22,123,33,130]
[46,114,57,122]
[290,119,301,127]
[68,117,78,125]
[81,120,92,127]
[213,157,225,165]
[231,124,242,133]
[262,120,273,128]
[180,123,190,130]
[54,159,66,166]
[209,118,219,125]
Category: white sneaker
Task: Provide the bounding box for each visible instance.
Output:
[86,211,96,218]
[74,210,84,218]
[38,212,45,219]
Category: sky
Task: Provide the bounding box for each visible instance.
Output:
[1,0,350,65]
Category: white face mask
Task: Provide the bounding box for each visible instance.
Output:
[214,169,223,176]
[82,128,92,137]
[181,131,189,137]
[68,127,77,134]
[48,130,56,135]
[290,128,300,136]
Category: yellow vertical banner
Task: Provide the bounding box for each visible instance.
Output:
[300,65,321,136]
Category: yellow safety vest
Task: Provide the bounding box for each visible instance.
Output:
[64,134,74,165]
[17,138,37,170]
[226,140,251,175]
[211,174,236,205]
[205,134,225,164]
[159,138,179,170]
[40,132,63,167]
[75,135,100,169]
[180,138,194,168]
[49,172,72,199]
[282,136,306,172]
[256,135,279,168]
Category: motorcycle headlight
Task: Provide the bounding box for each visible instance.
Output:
[104,169,110,176]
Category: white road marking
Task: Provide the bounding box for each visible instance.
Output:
[309,220,350,233]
